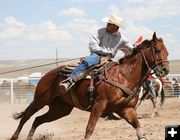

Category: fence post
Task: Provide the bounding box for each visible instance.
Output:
[10,79,14,105]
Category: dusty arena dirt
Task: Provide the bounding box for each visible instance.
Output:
[0,97,180,140]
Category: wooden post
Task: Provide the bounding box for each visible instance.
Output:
[10,79,14,105]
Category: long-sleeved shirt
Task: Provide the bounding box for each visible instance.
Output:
[88,27,133,57]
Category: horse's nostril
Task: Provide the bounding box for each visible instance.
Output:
[163,68,167,71]
[163,67,169,75]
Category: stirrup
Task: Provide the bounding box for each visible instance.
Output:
[66,82,75,91]
[59,78,75,93]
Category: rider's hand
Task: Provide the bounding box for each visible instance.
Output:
[80,57,86,62]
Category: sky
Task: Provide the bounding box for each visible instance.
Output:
[0,0,180,60]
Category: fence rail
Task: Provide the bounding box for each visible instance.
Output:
[0,80,180,104]
[0,79,36,104]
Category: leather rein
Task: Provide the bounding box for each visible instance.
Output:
[142,43,169,71]
[99,43,168,103]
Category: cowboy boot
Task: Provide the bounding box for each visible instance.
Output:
[59,72,85,93]
[59,78,75,93]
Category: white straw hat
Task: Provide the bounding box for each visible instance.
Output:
[102,13,123,28]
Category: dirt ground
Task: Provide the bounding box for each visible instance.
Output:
[0,97,180,140]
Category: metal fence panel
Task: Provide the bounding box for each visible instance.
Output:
[0,75,180,104]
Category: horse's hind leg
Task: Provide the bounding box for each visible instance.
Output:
[150,97,158,118]
[10,100,45,140]
[27,97,73,140]
[117,108,147,140]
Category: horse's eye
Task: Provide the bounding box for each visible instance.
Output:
[155,49,161,53]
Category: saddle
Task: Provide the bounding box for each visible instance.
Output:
[59,57,134,110]
[59,56,112,79]
[59,57,116,110]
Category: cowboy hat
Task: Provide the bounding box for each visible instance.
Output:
[102,13,124,28]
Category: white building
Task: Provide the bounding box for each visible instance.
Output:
[28,72,43,85]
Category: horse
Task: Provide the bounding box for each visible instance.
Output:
[136,77,165,118]
[10,32,169,140]
[100,78,164,119]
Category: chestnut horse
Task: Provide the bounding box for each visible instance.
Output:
[10,33,169,140]
[101,78,164,119]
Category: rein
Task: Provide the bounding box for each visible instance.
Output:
[98,42,168,105]
[151,43,169,68]
[98,62,133,96]
[122,42,169,103]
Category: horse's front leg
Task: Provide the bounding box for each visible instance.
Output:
[117,107,148,140]
[83,99,107,140]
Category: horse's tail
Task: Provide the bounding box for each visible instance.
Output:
[12,111,25,120]
[160,87,165,107]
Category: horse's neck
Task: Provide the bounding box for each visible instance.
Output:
[118,53,148,88]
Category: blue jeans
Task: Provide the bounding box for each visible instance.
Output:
[146,80,156,98]
[69,53,100,78]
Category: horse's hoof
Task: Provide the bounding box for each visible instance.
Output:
[139,136,148,140]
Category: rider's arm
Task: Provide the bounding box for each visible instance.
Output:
[88,28,111,56]
[113,34,134,57]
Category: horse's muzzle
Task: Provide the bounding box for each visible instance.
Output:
[155,65,169,77]
[162,66,169,75]
[159,60,170,76]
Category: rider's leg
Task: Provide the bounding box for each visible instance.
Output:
[59,53,100,93]
[146,80,157,102]
[59,63,87,93]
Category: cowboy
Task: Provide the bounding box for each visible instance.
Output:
[59,13,134,93]
[146,70,157,102]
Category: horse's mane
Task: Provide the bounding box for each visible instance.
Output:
[119,39,151,64]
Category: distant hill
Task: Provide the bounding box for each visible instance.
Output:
[169,60,180,74]
[0,58,78,78]
[0,58,179,78]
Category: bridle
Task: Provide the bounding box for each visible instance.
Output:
[140,42,169,72]
[134,41,169,94]
[97,40,169,107]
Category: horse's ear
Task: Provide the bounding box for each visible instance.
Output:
[153,32,157,41]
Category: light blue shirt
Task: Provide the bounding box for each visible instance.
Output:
[89,27,133,57]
